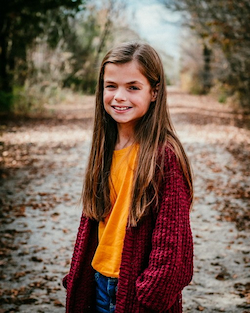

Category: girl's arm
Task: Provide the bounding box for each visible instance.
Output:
[136,147,193,311]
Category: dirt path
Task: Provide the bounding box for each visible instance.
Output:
[0,88,249,312]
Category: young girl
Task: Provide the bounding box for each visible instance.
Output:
[63,42,193,313]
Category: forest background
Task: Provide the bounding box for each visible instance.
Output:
[1,1,250,312]
[1,0,250,114]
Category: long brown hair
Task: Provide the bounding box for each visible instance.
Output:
[82,42,193,226]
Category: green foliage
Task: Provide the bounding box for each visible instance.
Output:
[0,92,13,113]
[12,86,34,114]
[218,94,227,104]
[10,84,71,115]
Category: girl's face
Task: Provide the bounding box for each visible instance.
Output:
[103,60,155,132]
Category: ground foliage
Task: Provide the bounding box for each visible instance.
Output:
[0,89,249,312]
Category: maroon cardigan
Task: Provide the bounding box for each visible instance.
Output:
[63,147,193,312]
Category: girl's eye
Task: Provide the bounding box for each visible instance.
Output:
[129,86,140,90]
[105,85,116,89]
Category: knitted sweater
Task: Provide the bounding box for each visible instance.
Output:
[63,147,193,312]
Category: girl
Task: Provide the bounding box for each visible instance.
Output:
[63,42,193,313]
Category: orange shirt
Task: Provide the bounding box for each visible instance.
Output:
[91,144,138,278]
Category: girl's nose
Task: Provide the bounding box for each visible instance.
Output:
[114,88,126,102]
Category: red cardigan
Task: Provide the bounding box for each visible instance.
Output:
[63,147,193,312]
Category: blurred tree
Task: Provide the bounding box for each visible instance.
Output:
[62,0,124,93]
[161,0,250,107]
[0,0,85,106]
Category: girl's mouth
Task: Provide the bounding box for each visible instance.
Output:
[112,106,131,111]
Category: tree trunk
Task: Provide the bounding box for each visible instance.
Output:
[202,43,212,94]
[0,32,12,93]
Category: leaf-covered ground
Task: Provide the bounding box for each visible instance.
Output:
[0,88,249,312]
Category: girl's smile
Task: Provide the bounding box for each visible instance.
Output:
[112,105,132,112]
[103,61,155,131]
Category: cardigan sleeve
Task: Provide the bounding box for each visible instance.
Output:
[135,147,193,312]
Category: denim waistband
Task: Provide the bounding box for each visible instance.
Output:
[95,271,118,313]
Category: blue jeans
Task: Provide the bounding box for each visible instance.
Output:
[95,272,118,313]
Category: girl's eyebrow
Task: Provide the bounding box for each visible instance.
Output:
[127,81,143,86]
[104,80,115,84]
[104,80,144,85]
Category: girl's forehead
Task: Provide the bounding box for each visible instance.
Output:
[105,60,140,71]
[103,61,146,82]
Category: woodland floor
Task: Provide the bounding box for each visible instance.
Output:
[0,87,250,313]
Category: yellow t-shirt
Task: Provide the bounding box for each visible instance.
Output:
[91,144,138,278]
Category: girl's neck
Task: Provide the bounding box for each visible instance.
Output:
[115,125,135,150]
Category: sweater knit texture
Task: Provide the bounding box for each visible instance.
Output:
[63,146,193,313]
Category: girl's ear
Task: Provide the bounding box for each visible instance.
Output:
[151,83,159,101]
